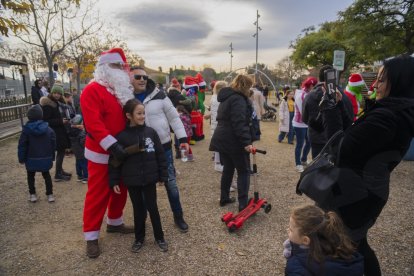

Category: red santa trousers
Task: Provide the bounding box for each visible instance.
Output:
[83,161,128,240]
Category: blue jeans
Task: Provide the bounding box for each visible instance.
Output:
[278,112,295,143]
[164,148,183,214]
[293,127,310,166]
[76,158,88,179]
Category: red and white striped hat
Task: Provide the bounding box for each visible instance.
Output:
[348,73,365,87]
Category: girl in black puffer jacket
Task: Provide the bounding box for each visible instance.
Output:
[209,74,255,211]
[109,99,169,253]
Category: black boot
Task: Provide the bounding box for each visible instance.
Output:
[174,212,188,233]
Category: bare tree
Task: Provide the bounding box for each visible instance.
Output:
[13,0,102,86]
[273,56,305,86]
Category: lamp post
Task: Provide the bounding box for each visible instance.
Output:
[67,68,73,92]
[229,42,234,72]
[252,10,261,74]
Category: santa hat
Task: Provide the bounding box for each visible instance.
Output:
[97,48,127,66]
[367,80,376,95]
[196,73,206,87]
[183,76,199,89]
[348,73,365,87]
[171,78,180,89]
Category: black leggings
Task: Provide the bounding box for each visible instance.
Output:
[357,237,381,276]
[128,184,164,242]
[27,171,53,195]
[55,149,65,175]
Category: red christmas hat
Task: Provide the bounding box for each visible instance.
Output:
[183,76,198,89]
[210,80,216,90]
[98,48,127,65]
[302,77,317,89]
[171,78,180,88]
[348,73,365,87]
[196,72,206,87]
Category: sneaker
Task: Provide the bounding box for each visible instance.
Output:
[130,240,144,253]
[189,140,196,145]
[214,163,223,172]
[156,239,168,252]
[77,176,83,182]
[106,224,134,234]
[301,161,310,167]
[219,197,236,207]
[47,194,55,203]
[28,194,37,203]
[54,174,70,182]
[296,165,304,173]
[82,178,88,184]
[86,239,100,258]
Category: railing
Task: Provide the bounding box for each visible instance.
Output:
[0,96,31,108]
[0,104,32,124]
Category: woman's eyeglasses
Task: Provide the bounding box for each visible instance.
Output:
[134,75,149,81]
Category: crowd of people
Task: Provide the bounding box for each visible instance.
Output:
[18,48,414,275]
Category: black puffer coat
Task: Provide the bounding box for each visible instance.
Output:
[322,97,414,240]
[109,124,168,188]
[209,87,252,154]
[40,96,70,151]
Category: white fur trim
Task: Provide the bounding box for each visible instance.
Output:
[198,81,206,86]
[106,216,123,226]
[85,148,109,164]
[183,83,199,89]
[348,80,364,86]
[98,53,124,65]
[100,135,117,151]
[84,231,99,241]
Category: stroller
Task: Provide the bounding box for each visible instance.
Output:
[261,102,277,121]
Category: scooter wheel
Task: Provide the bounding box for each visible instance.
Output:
[264,204,272,213]
[228,225,237,233]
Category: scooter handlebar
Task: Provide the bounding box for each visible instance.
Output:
[251,148,266,154]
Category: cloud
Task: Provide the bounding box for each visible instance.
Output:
[119,3,212,49]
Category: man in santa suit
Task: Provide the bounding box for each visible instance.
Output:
[80,48,134,258]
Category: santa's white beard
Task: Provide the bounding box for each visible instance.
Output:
[94,65,133,105]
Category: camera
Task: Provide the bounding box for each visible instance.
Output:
[324,69,337,97]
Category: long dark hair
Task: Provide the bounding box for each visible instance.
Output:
[123,99,144,123]
[382,55,414,98]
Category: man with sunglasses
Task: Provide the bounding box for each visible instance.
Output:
[130,66,189,233]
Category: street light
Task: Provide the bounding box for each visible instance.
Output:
[229,42,234,72]
[253,10,262,74]
[67,68,73,92]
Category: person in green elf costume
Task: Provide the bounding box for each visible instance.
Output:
[196,72,206,114]
[344,73,366,121]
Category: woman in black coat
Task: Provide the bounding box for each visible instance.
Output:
[209,74,254,211]
[40,84,72,181]
[321,55,414,276]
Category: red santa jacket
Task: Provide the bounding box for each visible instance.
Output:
[80,82,126,164]
[344,88,359,121]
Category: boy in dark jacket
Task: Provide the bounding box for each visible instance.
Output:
[109,99,169,253]
[18,105,56,203]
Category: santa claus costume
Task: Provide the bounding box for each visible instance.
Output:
[184,76,205,142]
[344,73,366,121]
[80,48,134,258]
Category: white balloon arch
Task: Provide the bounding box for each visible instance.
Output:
[223,67,277,93]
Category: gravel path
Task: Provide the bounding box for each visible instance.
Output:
[0,96,413,275]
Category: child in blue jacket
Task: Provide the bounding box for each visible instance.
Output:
[18,104,56,203]
[284,205,364,275]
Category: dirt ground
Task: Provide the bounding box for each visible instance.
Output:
[0,95,413,275]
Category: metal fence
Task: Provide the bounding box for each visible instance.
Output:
[0,104,31,124]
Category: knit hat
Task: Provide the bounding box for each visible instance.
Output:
[51,84,64,95]
[97,48,127,66]
[171,78,180,89]
[27,104,43,121]
[348,73,365,87]
[302,77,318,89]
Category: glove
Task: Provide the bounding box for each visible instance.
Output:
[283,239,292,258]
[319,92,336,111]
[108,142,128,161]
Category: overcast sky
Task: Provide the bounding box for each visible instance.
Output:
[99,0,353,71]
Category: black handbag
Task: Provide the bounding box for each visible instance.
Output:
[296,130,344,206]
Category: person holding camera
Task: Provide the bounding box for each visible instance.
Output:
[320,55,414,275]
[40,84,72,181]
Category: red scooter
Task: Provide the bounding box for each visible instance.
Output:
[221,148,272,232]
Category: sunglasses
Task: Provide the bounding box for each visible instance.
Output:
[134,75,149,81]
